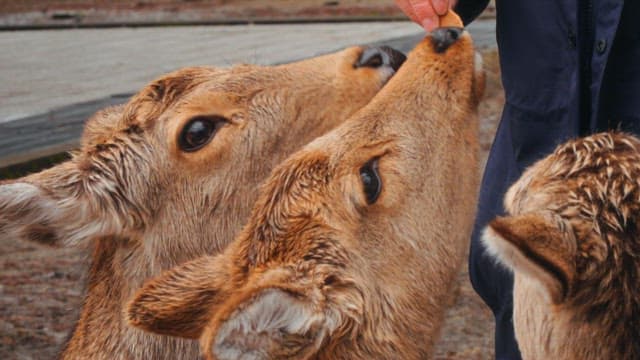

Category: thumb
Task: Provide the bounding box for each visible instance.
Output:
[409,0,438,31]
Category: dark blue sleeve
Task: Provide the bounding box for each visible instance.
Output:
[454,0,491,25]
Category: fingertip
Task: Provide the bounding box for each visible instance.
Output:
[432,0,449,15]
[410,0,438,30]
[421,17,438,32]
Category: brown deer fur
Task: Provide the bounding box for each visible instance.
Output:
[483,132,640,359]
[127,20,484,360]
[0,47,398,359]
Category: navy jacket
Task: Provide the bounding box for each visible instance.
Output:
[455,1,640,358]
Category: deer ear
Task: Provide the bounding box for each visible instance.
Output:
[207,283,337,360]
[1,106,152,247]
[0,161,101,247]
[482,213,576,303]
[474,52,486,102]
[127,255,231,339]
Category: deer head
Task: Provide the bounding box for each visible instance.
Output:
[129,15,484,360]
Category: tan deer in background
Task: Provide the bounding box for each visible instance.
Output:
[483,132,640,360]
[128,14,485,359]
[0,45,405,359]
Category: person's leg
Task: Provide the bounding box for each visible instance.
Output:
[468,117,522,359]
[595,0,640,135]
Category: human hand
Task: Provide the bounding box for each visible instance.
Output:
[395,0,458,31]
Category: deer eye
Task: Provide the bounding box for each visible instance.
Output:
[360,158,381,205]
[178,116,227,152]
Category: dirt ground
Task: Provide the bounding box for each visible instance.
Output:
[0,42,504,360]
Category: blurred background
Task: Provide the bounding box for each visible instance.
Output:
[0,0,494,27]
[0,2,500,359]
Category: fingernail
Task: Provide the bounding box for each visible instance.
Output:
[422,18,437,32]
[433,0,449,15]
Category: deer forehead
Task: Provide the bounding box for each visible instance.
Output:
[506,133,640,270]
[77,46,380,156]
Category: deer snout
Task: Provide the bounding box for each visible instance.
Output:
[355,46,406,72]
[431,27,464,53]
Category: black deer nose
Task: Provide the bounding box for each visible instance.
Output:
[355,46,406,71]
[431,27,464,53]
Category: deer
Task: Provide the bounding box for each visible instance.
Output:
[0,44,406,359]
[482,132,640,359]
[127,12,485,360]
